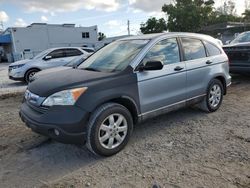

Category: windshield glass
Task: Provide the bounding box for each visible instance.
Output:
[78,39,149,72]
[231,32,250,44]
[32,49,51,59]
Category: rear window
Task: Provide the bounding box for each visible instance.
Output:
[204,41,221,56]
[83,49,94,53]
[181,38,206,61]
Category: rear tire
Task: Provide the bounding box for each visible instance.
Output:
[86,103,133,156]
[198,79,224,112]
[25,69,39,83]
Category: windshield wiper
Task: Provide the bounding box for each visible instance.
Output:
[81,67,100,72]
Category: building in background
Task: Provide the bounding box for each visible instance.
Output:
[95,35,131,50]
[200,22,250,44]
[0,23,98,62]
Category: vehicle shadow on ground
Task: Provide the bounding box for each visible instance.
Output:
[6,81,26,87]
[4,74,249,187]
[9,106,207,187]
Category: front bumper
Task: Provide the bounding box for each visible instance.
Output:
[19,102,90,145]
[9,75,24,81]
[8,68,25,81]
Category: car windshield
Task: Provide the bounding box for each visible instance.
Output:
[231,32,250,44]
[32,49,51,59]
[78,39,149,72]
[66,55,85,67]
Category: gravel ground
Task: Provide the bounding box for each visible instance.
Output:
[0,63,26,95]
[0,75,249,188]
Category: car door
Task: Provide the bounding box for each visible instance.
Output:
[42,49,67,69]
[136,38,187,115]
[180,37,211,99]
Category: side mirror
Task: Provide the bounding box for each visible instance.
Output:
[225,40,231,45]
[44,55,52,60]
[139,60,164,71]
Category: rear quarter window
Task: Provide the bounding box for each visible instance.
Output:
[204,41,222,56]
[83,49,94,53]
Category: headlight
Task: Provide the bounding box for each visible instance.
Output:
[10,64,25,69]
[42,87,87,107]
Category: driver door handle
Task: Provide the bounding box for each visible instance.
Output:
[174,66,184,71]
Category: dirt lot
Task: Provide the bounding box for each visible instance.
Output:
[0,63,26,95]
[0,75,249,188]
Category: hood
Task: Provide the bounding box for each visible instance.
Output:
[34,66,72,78]
[10,59,31,66]
[28,68,115,97]
[223,42,250,48]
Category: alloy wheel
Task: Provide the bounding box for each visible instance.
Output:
[98,113,128,149]
[209,84,222,108]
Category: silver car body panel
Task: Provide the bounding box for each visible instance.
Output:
[121,33,231,116]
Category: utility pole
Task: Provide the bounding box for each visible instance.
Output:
[127,20,130,36]
[0,21,4,32]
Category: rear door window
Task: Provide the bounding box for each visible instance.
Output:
[65,49,83,57]
[181,38,206,61]
[204,41,221,56]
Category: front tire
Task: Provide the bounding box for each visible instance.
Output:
[25,69,39,83]
[199,79,224,112]
[86,103,133,156]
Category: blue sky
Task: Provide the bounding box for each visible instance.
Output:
[0,0,246,37]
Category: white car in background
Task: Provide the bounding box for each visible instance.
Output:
[8,47,91,83]
[81,47,95,53]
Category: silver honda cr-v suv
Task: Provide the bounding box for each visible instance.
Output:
[20,33,231,156]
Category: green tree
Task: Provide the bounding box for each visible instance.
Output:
[140,17,167,34]
[217,0,236,15]
[162,0,215,32]
[98,32,106,41]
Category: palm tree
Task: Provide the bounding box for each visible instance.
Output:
[242,9,250,21]
[98,32,106,41]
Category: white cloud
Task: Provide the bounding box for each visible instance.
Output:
[0,11,9,22]
[148,12,166,19]
[105,20,121,28]
[8,0,120,13]
[41,15,48,22]
[14,18,27,27]
[129,0,171,12]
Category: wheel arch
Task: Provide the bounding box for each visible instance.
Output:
[25,67,41,76]
[92,96,140,124]
[213,75,227,95]
[24,67,41,81]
